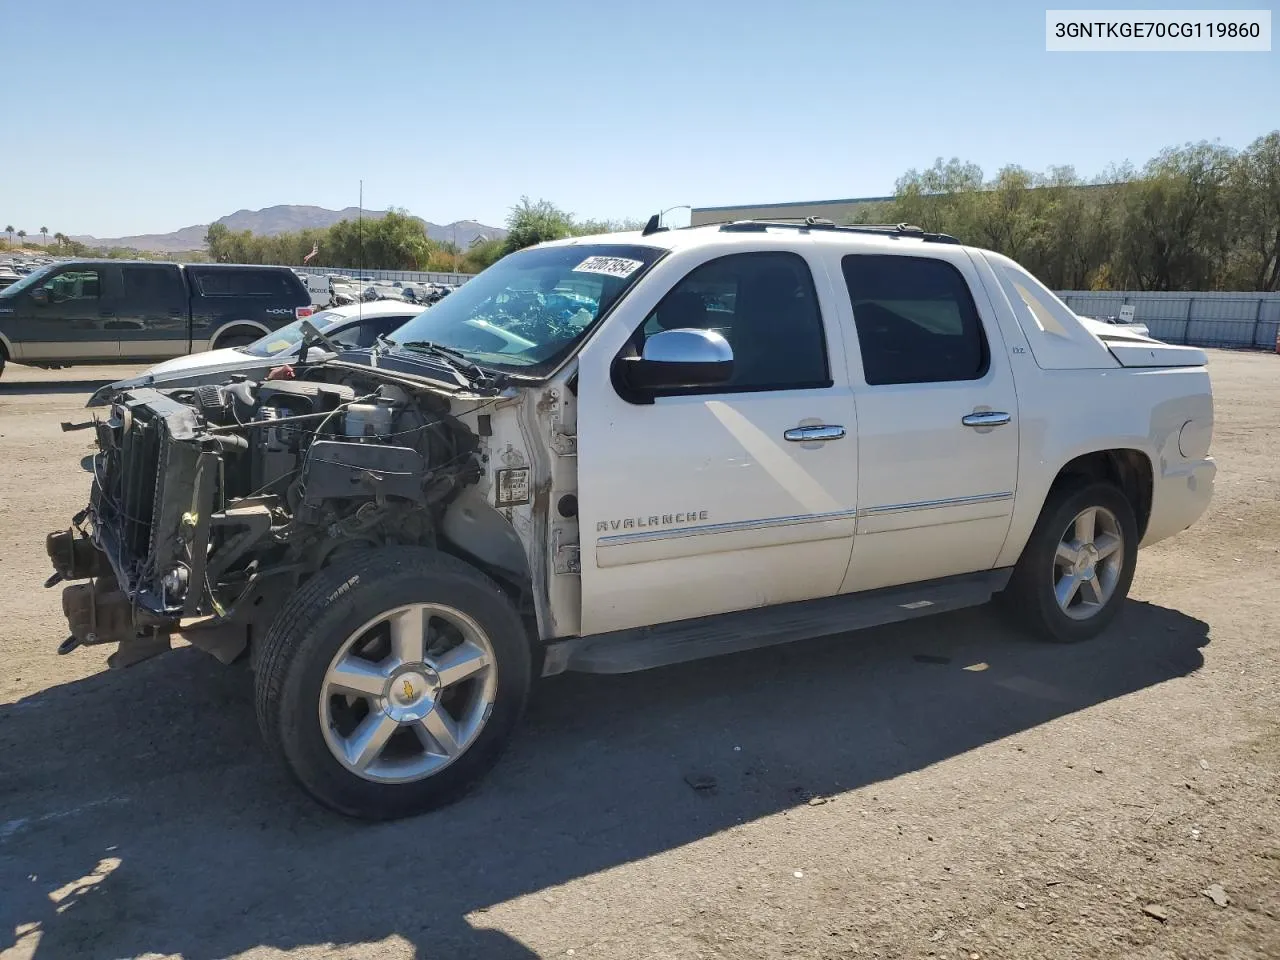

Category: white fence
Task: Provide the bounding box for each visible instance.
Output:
[293,265,475,287]
[1056,290,1280,350]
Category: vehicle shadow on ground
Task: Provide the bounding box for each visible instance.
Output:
[0,599,1209,960]
[0,379,110,396]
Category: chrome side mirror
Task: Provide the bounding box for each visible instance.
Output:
[628,328,734,390]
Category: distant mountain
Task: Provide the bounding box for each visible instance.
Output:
[420,219,506,248]
[68,223,210,253]
[218,205,375,234]
[69,205,506,254]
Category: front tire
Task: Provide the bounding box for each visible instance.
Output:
[254,548,532,819]
[1003,481,1138,643]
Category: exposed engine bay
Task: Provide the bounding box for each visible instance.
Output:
[48,365,495,662]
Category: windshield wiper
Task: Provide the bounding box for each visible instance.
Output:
[390,339,507,391]
[395,339,472,361]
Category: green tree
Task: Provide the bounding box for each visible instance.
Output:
[574,217,643,235]
[204,223,231,261]
[846,132,1280,291]
[364,209,433,269]
[501,199,640,255]
[884,158,985,236]
[16,229,26,248]
[461,236,507,273]
[1113,141,1235,290]
[969,165,1042,263]
[39,226,48,247]
[1226,131,1280,290]
[3,225,12,249]
[503,197,576,253]
[1032,171,1115,290]
[53,231,66,249]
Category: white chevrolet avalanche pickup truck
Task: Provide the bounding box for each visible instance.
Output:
[47,218,1215,819]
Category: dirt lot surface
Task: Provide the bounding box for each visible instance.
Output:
[1,354,1278,960]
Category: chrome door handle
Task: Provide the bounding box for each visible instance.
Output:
[784,424,846,442]
[962,411,1011,427]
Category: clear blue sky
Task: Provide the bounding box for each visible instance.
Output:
[4,0,1276,237]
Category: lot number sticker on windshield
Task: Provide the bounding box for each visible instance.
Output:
[572,256,644,279]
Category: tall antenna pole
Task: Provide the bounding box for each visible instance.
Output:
[358,179,364,322]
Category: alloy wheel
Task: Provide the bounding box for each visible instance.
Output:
[318,603,497,783]
[1052,505,1125,621]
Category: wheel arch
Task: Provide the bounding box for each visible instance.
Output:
[236,493,537,673]
[209,320,271,349]
[998,444,1156,569]
[0,331,13,362]
[438,488,535,609]
[1049,448,1154,541]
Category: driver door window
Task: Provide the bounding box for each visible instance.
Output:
[632,251,830,394]
[42,270,101,304]
[20,268,114,362]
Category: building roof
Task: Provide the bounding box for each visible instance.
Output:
[691,195,894,214]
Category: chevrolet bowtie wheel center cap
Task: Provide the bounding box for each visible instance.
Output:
[384,669,440,721]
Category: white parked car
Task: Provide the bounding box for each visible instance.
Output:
[48,218,1215,820]
[86,300,427,405]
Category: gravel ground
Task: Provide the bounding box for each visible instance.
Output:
[1,353,1278,960]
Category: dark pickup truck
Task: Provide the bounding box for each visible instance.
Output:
[0,260,312,378]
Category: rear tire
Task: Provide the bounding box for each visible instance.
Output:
[255,547,532,820]
[1002,481,1138,643]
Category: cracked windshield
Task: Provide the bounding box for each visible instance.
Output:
[387,243,663,372]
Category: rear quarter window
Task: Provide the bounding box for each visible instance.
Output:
[192,269,301,298]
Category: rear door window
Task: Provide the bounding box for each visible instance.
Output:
[193,269,297,297]
[840,254,988,386]
[120,265,184,308]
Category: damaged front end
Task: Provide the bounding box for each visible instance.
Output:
[49,366,486,667]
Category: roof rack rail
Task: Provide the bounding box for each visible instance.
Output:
[718,218,960,244]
